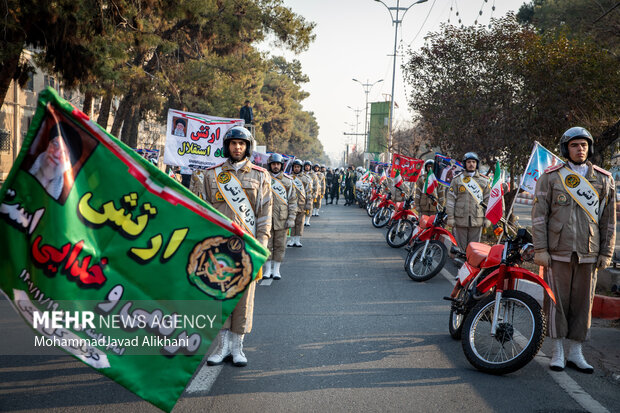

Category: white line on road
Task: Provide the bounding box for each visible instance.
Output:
[260,278,273,286]
[538,355,610,413]
[186,364,223,394]
[441,260,609,413]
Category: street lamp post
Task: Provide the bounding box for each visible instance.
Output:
[352,78,383,154]
[374,0,427,158]
[346,106,363,149]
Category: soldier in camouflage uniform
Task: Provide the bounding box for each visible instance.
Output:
[264,153,297,280]
[415,160,445,216]
[198,126,272,368]
[288,159,312,247]
[532,127,616,373]
[305,161,318,225]
[446,152,490,252]
[312,163,325,216]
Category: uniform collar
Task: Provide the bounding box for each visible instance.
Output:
[222,158,251,172]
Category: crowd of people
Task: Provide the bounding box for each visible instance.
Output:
[181,125,614,376]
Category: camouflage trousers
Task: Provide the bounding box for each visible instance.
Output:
[267,228,288,262]
[222,280,256,334]
[544,254,596,342]
[292,211,305,237]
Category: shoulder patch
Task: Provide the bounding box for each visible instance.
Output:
[206,161,226,170]
[592,165,612,177]
[544,164,564,174]
[251,164,267,172]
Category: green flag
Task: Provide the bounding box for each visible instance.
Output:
[0,88,269,411]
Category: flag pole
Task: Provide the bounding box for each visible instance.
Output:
[496,141,539,244]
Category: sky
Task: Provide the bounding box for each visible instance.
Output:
[269,0,531,163]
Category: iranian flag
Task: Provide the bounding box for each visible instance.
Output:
[394,169,403,188]
[361,171,370,182]
[485,161,504,225]
[379,169,387,185]
[423,169,438,195]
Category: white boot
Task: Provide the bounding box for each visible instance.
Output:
[305,215,311,226]
[286,236,294,247]
[294,236,303,247]
[262,260,272,279]
[273,262,282,280]
[549,338,565,371]
[207,329,230,365]
[230,332,247,367]
[566,340,594,373]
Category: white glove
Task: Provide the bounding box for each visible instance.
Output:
[446,217,455,228]
[534,251,551,268]
[597,255,611,270]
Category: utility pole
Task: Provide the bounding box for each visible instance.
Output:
[374,0,428,159]
[352,78,383,154]
[347,106,363,149]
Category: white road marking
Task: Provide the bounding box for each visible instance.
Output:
[540,356,610,413]
[185,268,271,394]
[443,260,609,413]
[185,364,223,394]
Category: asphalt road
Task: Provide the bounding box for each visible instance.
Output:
[1,203,619,412]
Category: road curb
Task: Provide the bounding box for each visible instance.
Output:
[592,294,620,319]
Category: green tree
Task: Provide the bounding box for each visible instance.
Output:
[0,0,113,109]
[403,14,620,181]
[517,0,620,57]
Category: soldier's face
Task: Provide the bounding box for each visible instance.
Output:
[228,139,247,161]
[304,165,311,171]
[568,139,588,164]
[293,164,302,174]
[465,159,477,171]
[270,162,282,173]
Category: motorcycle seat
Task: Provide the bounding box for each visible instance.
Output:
[420,215,435,229]
[466,242,492,268]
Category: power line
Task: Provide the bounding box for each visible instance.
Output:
[407,0,438,47]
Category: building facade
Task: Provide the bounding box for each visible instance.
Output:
[0,50,167,184]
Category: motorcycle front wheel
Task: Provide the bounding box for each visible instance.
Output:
[461,290,546,375]
[367,201,378,217]
[386,219,415,248]
[405,240,447,281]
[449,287,466,340]
[372,207,391,228]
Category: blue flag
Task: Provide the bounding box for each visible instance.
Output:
[520,142,563,194]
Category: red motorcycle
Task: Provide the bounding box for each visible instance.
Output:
[404,203,457,282]
[385,195,419,248]
[445,228,556,375]
[371,193,397,228]
[366,187,382,217]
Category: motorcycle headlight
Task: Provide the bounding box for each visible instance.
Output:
[520,243,535,262]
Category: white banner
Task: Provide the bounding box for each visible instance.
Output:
[251,151,269,168]
[164,109,244,169]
